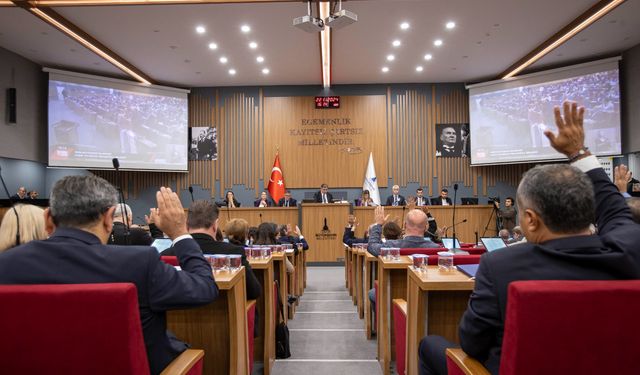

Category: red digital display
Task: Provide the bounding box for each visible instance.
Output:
[315,96,340,109]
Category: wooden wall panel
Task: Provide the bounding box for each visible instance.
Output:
[263,96,388,188]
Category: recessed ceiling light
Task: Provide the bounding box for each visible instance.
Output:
[446,21,456,29]
[386,54,395,61]
[256,56,264,63]
[219,56,228,64]
[229,69,236,75]
[392,40,401,47]
[424,54,433,60]
[241,25,251,33]
[249,41,258,49]
[434,39,443,47]
[382,67,389,73]
[400,22,410,30]
[196,26,206,34]
[262,68,270,75]
[416,66,423,72]
[208,42,218,50]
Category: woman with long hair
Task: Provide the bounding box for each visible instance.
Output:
[0,204,48,252]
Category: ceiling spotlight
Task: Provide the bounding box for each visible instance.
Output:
[262,68,270,75]
[195,26,206,34]
[219,56,228,64]
[325,0,357,29]
[424,54,433,60]
[256,56,264,63]
[294,1,324,32]
[416,66,424,72]
[382,67,389,73]
[208,42,218,50]
[392,40,401,47]
[434,39,443,47]
[446,21,456,29]
[249,41,258,49]
[240,25,251,33]
[229,69,236,75]
[386,54,395,61]
[400,22,410,30]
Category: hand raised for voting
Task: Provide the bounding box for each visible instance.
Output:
[154,187,188,240]
[544,100,588,159]
[614,164,632,194]
[374,205,390,226]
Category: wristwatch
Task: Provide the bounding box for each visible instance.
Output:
[568,147,589,163]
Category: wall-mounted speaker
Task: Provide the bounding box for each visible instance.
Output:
[7,88,16,124]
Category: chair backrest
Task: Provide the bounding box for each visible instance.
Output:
[161,255,179,266]
[426,254,481,265]
[399,248,443,256]
[500,280,640,375]
[0,283,150,375]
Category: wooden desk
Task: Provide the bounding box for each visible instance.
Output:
[167,267,249,375]
[364,251,377,340]
[271,252,288,323]
[301,203,351,262]
[377,255,412,375]
[248,257,276,375]
[405,267,475,375]
[352,205,495,243]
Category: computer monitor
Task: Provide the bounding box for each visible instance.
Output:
[151,238,172,253]
[461,197,479,205]
[441,237,461,250]
[481,237,507,252]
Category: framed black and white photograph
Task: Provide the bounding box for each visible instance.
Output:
[188,127,218,161]
[435,123,469,158]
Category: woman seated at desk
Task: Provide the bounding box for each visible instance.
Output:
[355,189,376,207]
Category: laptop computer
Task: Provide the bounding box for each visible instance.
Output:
[461,197,478,205]
[481,237,507,252]
[441,237,461,250]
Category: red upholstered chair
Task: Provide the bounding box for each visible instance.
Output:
[392,299,408,375]
[446,280,640,375]
[400,248,443,256]
[464,248,486,255]
[160,255,179,266]
[0,283,204,375]
[426,254,481,265]
[246,299,257,374]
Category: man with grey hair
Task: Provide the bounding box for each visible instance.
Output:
[385,184,406,206]
[419,101,640,375]
[108,203,154,246]
[367,205,437,257]
[0,175,218,375]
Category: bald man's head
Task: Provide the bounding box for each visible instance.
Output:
[404,209,428,236]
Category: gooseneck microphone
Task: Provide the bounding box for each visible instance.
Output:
[452,183,459,250]
[188,186,194,202]
[112,158,130,245]
[0,166,20,246]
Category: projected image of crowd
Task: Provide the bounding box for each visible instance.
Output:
[48,81,188,168]
[470,70,620,162]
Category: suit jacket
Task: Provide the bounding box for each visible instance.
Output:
[367,224,437,256]
[254,198,275,207]
[384,194,407,206]
[313,191,334,203]
[430,196,452,206]
[415,196,429,206]
[343,227,367,247]
[459,166,640,374]
[277,197,297,207]
[0,228,218,375]
[108,222,153,246]
[278,235,309,251]
[162,233,261,300]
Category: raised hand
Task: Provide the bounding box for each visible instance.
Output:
[154,187,188,240]
[544,100,586,158]
[613,164,632,193]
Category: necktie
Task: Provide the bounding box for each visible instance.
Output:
[394,196,398,206]
[285,200,289,207]
[323,194,327,204]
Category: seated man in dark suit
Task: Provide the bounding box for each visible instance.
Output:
[278,191,297,207]
[367,206,437,256]
[108,203,153,246]
[343,215,368,247]
[384,184,406,206]
[418,101,640,375]
[313,183,333,204]
[10,186,28,200]
[254,191,275,207]
[430,188,452,206]
[0,175,218,375]
[162,200,261,300]
[277,224,309,251]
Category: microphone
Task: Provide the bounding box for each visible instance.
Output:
[0,166,20,246]
[259,213,263,223]
[452,183,459,250]
[112,158,130,245]
[454,183,459,191]
[188,186,194,202]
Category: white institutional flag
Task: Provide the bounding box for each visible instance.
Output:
[363,152,381,206]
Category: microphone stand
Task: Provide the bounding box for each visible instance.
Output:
[452,184,459,251]
[112,158,130,245]
[0,166,20,246]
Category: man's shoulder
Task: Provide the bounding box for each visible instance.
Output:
[200,240,243,255]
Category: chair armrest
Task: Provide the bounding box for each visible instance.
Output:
[246,299,257,313]
[160,349,204,375]
[392,298,407,315]
[445,348,490,375]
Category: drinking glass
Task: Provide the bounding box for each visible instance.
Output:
[228,254,242,270]
[438,251,454,271]
[412,254,428,271]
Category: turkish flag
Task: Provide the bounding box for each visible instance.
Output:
[267,152,286,203]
